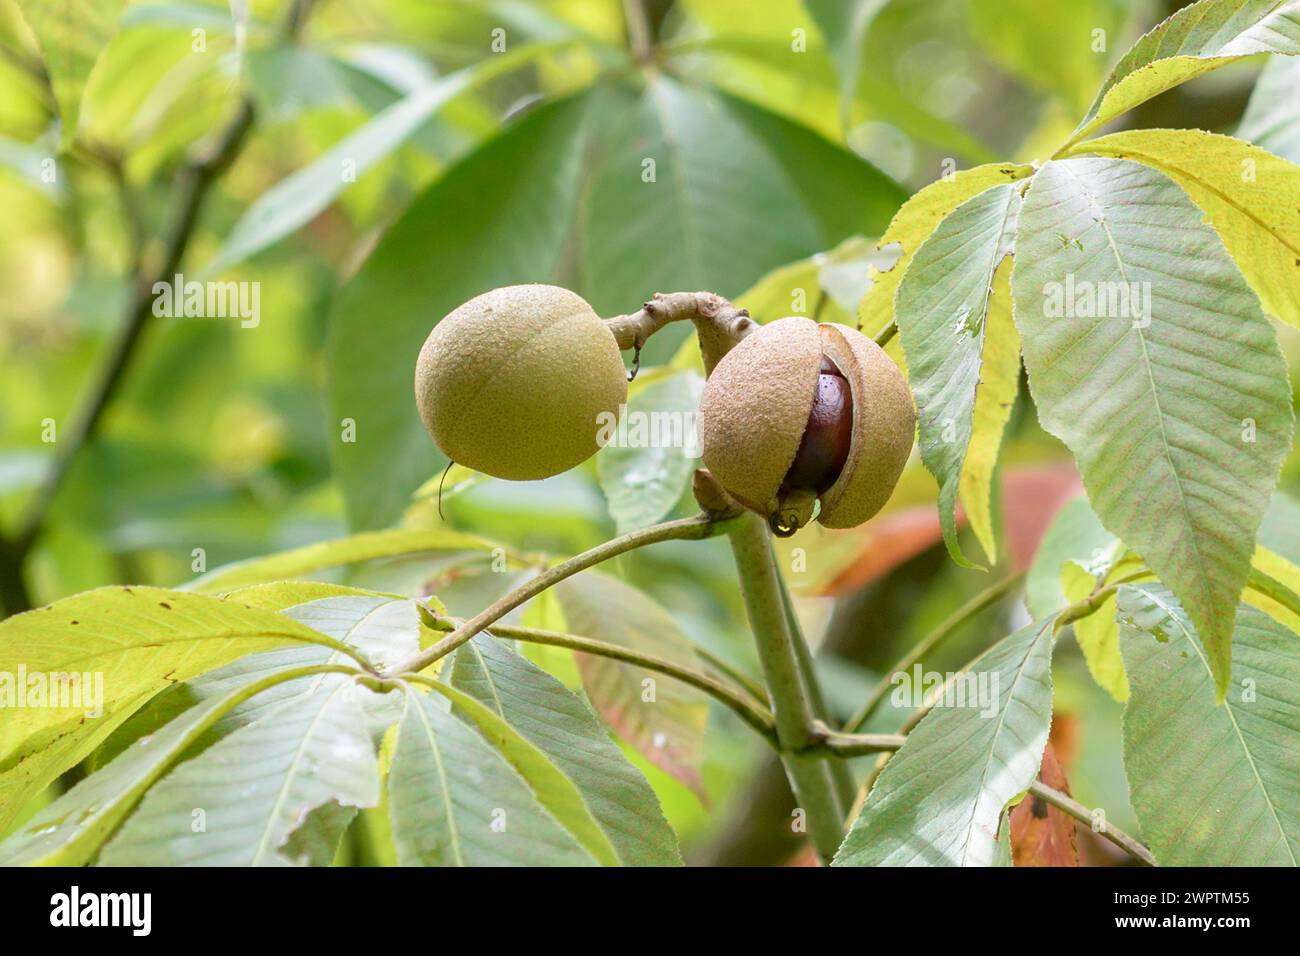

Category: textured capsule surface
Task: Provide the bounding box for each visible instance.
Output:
[415,284,627,481]
[699,317,915,532]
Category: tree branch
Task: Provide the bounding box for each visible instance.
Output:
[0,0,318,618]
[390,514,736,675]
[843,572,1024,732]
[418,610,777,743]
[810,726,906,756]
[1028,780,1157,866]
[10,98,255,562]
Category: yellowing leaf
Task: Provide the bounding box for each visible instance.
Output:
[896,182,1022,568]
[858,163,1035,339]
[1061,555,1130,703]
[1078,129,1300,330]
[0,587,360,833]
[1247,546,1300,634]
[1069,0,1300,146]
[958,258,1020,565]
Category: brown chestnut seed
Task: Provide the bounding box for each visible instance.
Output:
[770,359,854,536]
[699,317,915,537]
[779,358,853,499]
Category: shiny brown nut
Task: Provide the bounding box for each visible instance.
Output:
[698,317,915,535]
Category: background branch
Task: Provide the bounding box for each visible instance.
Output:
[0,0,317,617]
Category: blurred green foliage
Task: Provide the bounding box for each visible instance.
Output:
[2,0,1297,862]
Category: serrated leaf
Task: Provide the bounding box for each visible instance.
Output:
[15,0,126,147]
[99,681,379,866]
[596,370,703,533]
[187,528,496,593]
[1079,129,1300,330]
[0,587,357,833]
[0,662,337,866]
[328,92,591,529]
[957,258,1020,565]
[1239,55,1300,162]
[553,571,710,799]
[451,634,681,866]
[896,182,1021,567]
[834,619,1056,867]
[1011,157,1293,699]
[387,691,595,866]
[1072,0,1300,144]
[1117,584,1300,865]
[90,591,414,772]
[858,162,1034,341]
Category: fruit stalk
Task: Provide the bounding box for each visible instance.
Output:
[727,512,849,862]
[604,291,755,373]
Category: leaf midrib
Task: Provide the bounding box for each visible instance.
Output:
[250,682,352,866]
[406,694,466,867]
[1056,161,1214,628]
[1083,139,1300,260]
[955,619,1052,865]
[1139,587,1297,865]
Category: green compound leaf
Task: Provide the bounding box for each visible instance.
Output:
[0,586,357,834]
[1010,157,1293,700]
[452,634,681,866]
[98,680,380,866]
[896,182,1021,568]
[1071,0,1300,145]
[834,618,1056,867]
[387,690,596,867]
[0,665,330,866]
[1118,584,1300,865]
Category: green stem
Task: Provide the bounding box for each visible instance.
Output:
[1027,780,1156,866]
[391,514,735,676]
[813,728,906,757]
[774,551,857,811]
[727,513,846,862]
[843,572,1024,733]
[416,611,776,743]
